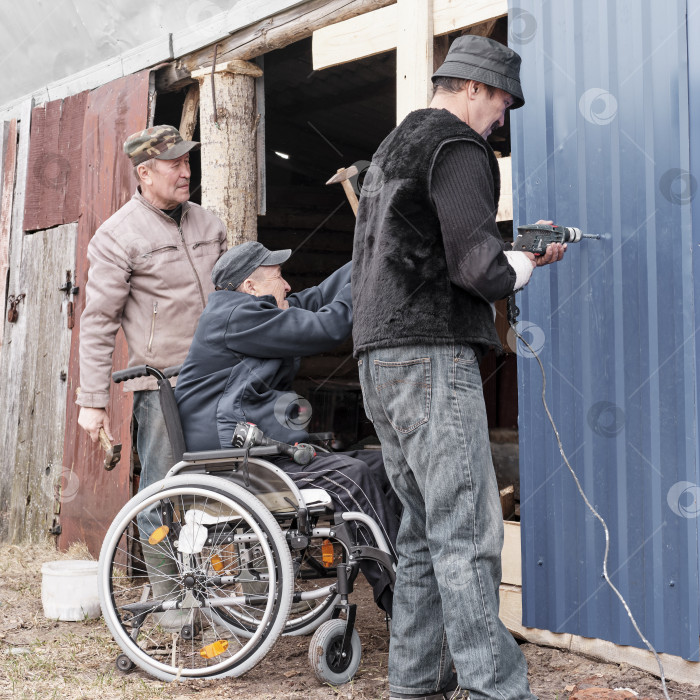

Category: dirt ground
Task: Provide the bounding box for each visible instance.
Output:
[0,541,697,700]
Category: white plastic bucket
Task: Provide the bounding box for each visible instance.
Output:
[41,560,101,621]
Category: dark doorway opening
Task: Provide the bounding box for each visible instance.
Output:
[258,37,396,450]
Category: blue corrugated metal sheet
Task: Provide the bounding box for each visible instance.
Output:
[689,0,700,640]
[510,0,699,660]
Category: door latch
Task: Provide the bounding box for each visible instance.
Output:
[6,293,25,323]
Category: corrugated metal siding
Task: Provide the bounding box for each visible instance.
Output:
[510,0,699,660]
[689,0,700,637]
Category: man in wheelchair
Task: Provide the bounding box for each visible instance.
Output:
[175,241,400,615]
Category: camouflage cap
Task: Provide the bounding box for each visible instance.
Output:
[124,125,200,166]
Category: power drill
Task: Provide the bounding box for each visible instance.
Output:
[513,224,601,256]
[232,421,316,466]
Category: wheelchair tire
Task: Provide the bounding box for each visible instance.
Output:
[98,474,293,681]
[308,618,362,685]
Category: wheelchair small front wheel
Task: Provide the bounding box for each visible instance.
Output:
[308,618,361,685]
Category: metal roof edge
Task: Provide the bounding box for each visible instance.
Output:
[0,0,309,120]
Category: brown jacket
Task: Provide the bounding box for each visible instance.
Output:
[77,190,227,406]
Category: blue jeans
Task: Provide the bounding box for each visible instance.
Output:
[132,389,174,536]
[358,343,535,700]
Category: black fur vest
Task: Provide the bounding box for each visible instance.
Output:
[352,108,503,355]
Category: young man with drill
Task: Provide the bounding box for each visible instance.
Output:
[353,36,566,700]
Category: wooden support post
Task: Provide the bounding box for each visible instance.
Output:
[396,0,434,122]
[193,60,262,248]
[179,84,200,141]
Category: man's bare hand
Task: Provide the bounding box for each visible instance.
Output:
[78,407,111,443]
[527,242,567,267]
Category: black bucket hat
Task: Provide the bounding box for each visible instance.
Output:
[212,241,291,290]
[432,35,525,109]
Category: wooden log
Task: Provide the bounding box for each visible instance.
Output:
[195,61,261,247]
[396,0,434,123]
[179,84,200,141]
[180,0,397,73]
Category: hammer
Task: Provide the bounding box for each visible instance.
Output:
[99,428,122,471]
[326,166,359,216]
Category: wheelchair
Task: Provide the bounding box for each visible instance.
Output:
[97,365,396,684]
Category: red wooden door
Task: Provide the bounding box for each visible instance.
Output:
[59,71,152,556]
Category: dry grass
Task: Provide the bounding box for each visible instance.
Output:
[0,540,696,700]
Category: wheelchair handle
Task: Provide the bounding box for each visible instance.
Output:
[112,364,182,384]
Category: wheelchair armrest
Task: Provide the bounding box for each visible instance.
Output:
[182,446,282,462]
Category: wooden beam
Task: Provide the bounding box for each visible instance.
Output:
[154,64,195,94]
[434,0,506,36]
[180,0,396,74]
[179,84,200,141]
[396,0,434,122]
[496,156,512,222]
[313,4,398,71]
[313,0,507,71]
[498,585,700,687]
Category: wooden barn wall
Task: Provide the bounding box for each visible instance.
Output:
[23,93,88,233]
[0,118,18,350]
[58,71,151,556]
[0,224,77,542]
[0,99,35,540]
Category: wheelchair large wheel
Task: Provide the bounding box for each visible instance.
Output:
[98,475,293,681]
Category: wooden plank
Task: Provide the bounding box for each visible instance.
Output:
[23,93,89,232]
[179,84,200,140]
[313,4,398,71]
[433,0,507,36]
[498,584,700,686]
[396,0,434,123]
[255,56,266,217]
[496,156,512,222]
[0,119,17,352]
[0,100,33,541]
[501,520,521,586]
[3,225,77,542]
[499,484,515,519]
[313,0,507,71]
[59,71,152,557]
[181,0,396,73]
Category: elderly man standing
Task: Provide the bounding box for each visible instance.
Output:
[353,37,566,700]
[77,126,226,609]
[175,242,400,614]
